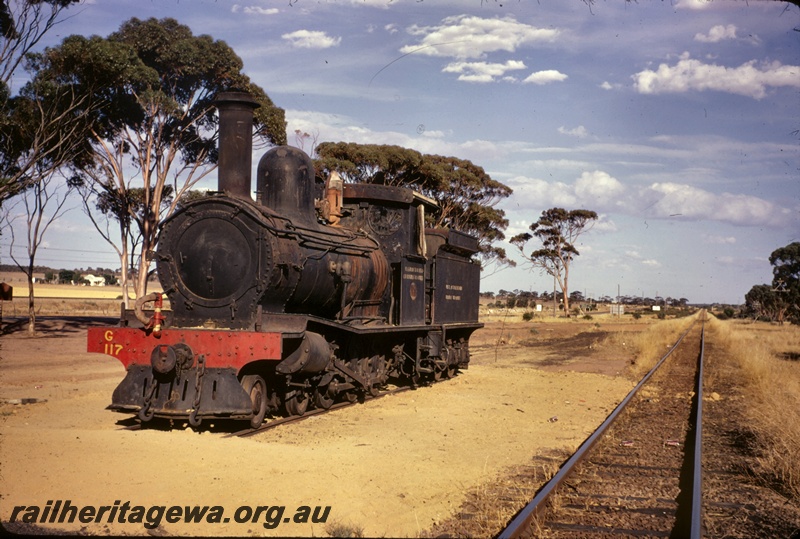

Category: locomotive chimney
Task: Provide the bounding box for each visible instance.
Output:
[215,92,260,199]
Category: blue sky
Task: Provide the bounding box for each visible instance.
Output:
[3,0,799,304]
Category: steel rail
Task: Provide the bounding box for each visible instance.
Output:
[690,316,706,539]
[230,385,413,438]
[498,316,700,539]
[114,385,415,436]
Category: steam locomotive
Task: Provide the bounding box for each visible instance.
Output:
[87,92,482,428]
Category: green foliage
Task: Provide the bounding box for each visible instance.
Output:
[58,269,76,283]
[29,17,286,160]
[742,242,800,324]
[24,16,286,297]
[93,186,175,225]
[522,311,534,321]
[769,242,800,324]
[1,1,95,206]
[0,66,93,204]
[314,142,512,265]
[176,189,209,209]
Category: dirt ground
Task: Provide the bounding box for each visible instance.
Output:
[0,314,645,537]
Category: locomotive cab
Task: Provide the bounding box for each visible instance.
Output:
[336,183,438,326]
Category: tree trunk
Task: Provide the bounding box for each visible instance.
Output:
[118,220,131,309]
[26,264,36,336]
[135,234,152,299]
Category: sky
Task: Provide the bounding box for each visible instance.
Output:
[2,0,799,305]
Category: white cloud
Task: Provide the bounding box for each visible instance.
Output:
[285,110,504,163]
[506,176,578,208]
[644,182,791,227]
[385,23,399,35]
[231,5,279,15]
[558,125,588,138]
[421,129,447,139]
[574,171,625,206]
[703,234,737,245]
[442,60,526,83]
[592,216,618,233]
[282,30,342,49]
[401,15,559,60]
[347,0,393,7]
[632,52,800,99]
[694,24,737,43]
[675,0,715,9]
[622,249,661,268]
[505,171,793,229]
[523,70,568,85]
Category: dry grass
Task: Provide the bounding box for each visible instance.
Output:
[420,451,566,538]
[325,520,365,538]
[707,317,800,499]
[1,283,164,318]
[601,314,698,378]
[3,296,123,317]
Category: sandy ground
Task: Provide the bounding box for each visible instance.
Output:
[0,315,642,537]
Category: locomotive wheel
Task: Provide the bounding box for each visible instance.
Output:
[343,390,358,404]
[313,386,334,410]
[446,364,457,379]
[241,375,267,428]
[285,389,309,416]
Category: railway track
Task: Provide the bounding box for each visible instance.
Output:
[500,313,707,538]
[227,385,413,438]
[115,384,416,437]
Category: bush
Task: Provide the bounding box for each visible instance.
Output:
[522,311,534,321]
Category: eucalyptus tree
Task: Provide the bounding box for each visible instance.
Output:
[29,17,286,298]
[510,208,598,316]
[0,0,80,86]
[0,0,82,205]
[5,172,71,335]
[768,241,800,324]
[314,142,513,266]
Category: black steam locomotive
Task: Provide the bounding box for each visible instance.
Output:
[87,92,482,428]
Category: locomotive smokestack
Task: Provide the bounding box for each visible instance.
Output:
[215,92,260,199]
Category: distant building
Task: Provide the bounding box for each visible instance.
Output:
[83,274,106,286]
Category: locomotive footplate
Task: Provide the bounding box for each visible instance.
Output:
[109,364,253,421]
